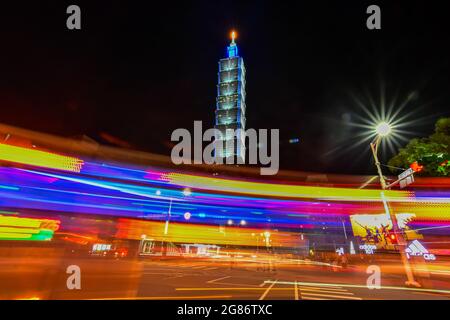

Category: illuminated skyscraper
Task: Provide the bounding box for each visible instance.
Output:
[215,31,246,162]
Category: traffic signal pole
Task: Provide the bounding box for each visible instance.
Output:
[370,136,421,288]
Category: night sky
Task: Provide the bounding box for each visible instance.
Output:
[1,1,449,174]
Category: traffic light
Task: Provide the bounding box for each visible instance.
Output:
[389,233,398,244]
[410,161,424,172]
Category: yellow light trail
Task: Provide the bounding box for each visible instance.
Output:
[117,219,299,246]
[162,172,412,201]
[0,216,60,241]
[0,143,83,172]
[0,216,42,228]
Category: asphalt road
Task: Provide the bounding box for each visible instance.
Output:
[1,254,450,300]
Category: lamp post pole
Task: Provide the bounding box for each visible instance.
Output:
[370,135,421,288]
[161,188,191,255]
[164,198,173,236]
[370,136,387,189]
[161,198,172,256]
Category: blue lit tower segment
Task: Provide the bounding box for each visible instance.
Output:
[215,31,246,163]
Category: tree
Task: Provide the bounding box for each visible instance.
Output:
[388,117,450,176]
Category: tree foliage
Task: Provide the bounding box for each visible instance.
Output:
[388,117,450,176]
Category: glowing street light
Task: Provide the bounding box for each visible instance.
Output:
[227,219,233,225]
[184,212,191,220]
[182,188,192,196]
[240,220,246,226]
[375,121,392,137]
[370,121,393,189]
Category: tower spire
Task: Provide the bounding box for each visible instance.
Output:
[231,31,236,44]
[227,30,238,58]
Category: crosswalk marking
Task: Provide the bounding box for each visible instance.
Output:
[295,281,361,300]
[302,296,327,300]
[299,286,351,293]
[300,292,362,300]
[300,288,355,295]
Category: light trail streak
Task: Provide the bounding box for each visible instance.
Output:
[162,172,412,202]
[0,143,83,172]
[0,148,449,246]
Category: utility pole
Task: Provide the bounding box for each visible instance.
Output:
[370,130,421,288]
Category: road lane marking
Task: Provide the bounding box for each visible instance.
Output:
[259,279,278,300]
[177,287,351,292]
[207,276,231,284]
[143,272,183,275]
[205,282,261,287]
[299,286,350,293]
[268,280,450,295]
[298,284,343,289]
[93,295,232,300]
[164,274,186,280]
[303,296,327,300]
[300,292,362,300]
[300,288,354,295]
[177,288,269,291]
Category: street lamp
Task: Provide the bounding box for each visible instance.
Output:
[369,122,421,288]
[375,121,392,137]
[182,188,192,196]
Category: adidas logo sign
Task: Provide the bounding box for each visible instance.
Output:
[405,240,436,261]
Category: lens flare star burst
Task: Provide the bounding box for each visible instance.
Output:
[345,87,430,159]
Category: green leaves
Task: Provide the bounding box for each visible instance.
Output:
[388,117,450,176]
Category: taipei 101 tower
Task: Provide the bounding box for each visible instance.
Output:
[214,31,247,163]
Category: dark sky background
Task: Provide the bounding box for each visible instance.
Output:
[0,1,449,174]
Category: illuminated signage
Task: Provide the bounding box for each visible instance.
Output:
[92,244,112,251]
[350,213,421,249]
[359,244,377,254]
[405,240,436,261]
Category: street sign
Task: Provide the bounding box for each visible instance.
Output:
[398,168,414,189]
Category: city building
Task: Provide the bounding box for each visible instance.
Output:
[214,31,247,162]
